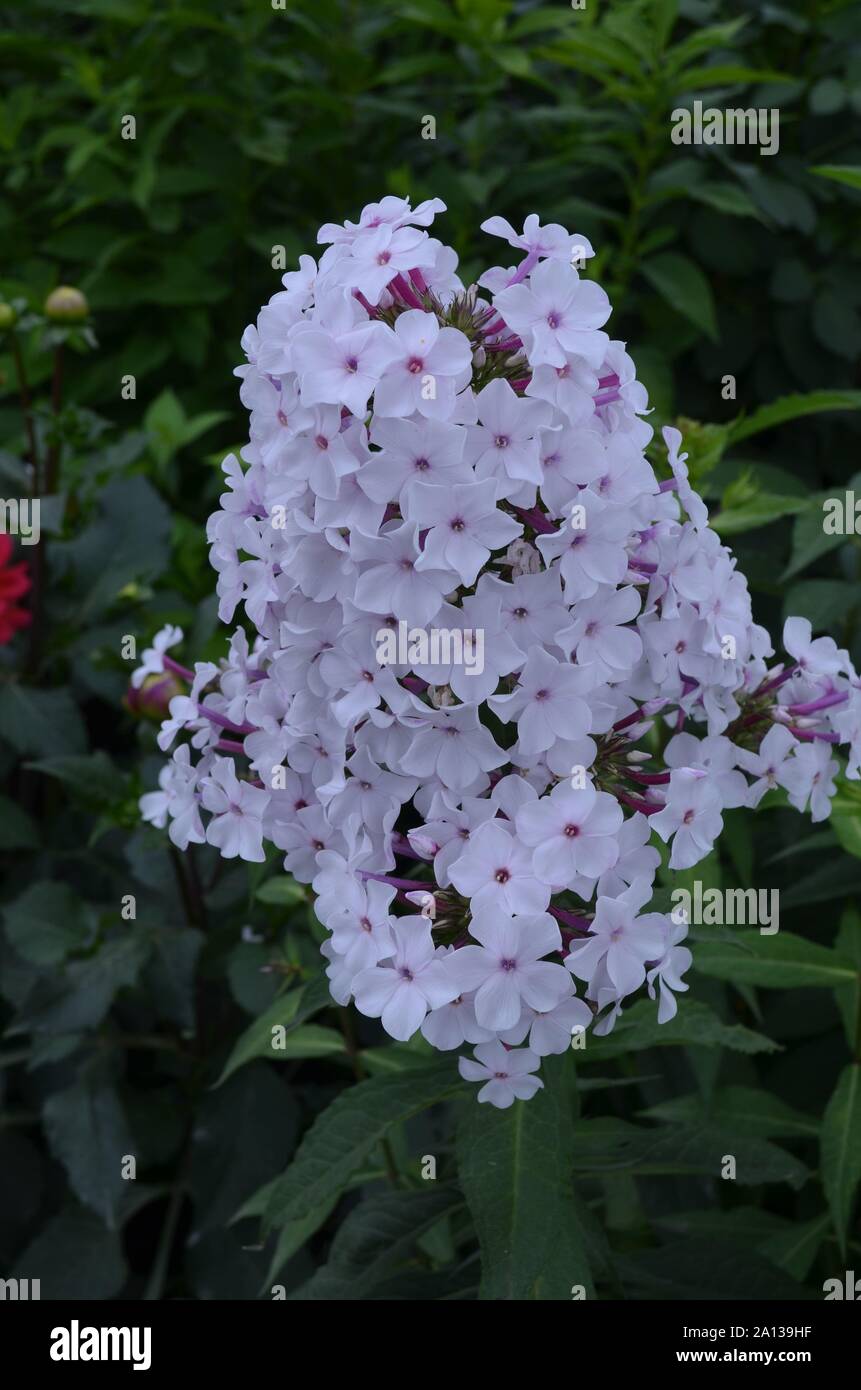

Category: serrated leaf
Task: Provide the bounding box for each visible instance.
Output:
[456,1053,593,1300]
[43,1070,135,1228]
[16,932,152,1035]
[289,1188,462,1300]
[640,1086,818,1139]
[568,1117,808,1187]
[261,1060,462,1264]
[761,1213,830,1281]
[3,882,92,966]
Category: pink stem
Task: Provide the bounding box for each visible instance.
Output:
[163,655,194,681]
[787,690,847,717]
[389,273,424,309]
[504,249,540,288]
[197,704,257,735]
[549,905,592,933]
[359,870,434,891]
[617,791,662,815]
[512,504,556,535]
[757,664,798,697]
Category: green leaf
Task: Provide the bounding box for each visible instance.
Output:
[190,1065,299,1237]
[261,1060,462,1261]
[640,252,718,340]
[144,388,187,467]
[273,1023,344,1059]
[216,973,332,1085]
[684,181,764,219]
[640,1086,818,1139]
[25,752,130,809]
[821,1064,861,1255]
[456,1053,593,1300]
[711,492,807,535]
[43,1068,135,1228]
[833,811,861,860]
[254,876,307,907]
[618,1237,810,1300]
[835,907,861,1052]
[0,793,39,849]
[777,856,861,909]
[360,1044,438,1075]
[728,389,861,445]
[0,684,87,756]
[55,476,171,620]
[578,998,779,1063]
[568,1117,808,1187]
[290,1188,462,1300]
[674,64,794,90]
[781,498,847,581]
[810,164,861,192]
[760,1213,830,1281]
[694,930,857,989]
[3,882,92,966]
[783,579,858,633]
[142,925,203,1031]
[12,1206,127,1300]
[16,932,153,1035]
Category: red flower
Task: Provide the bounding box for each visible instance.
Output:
[0,534,32,644]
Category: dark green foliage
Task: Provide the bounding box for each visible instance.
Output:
[1,0,861,1299]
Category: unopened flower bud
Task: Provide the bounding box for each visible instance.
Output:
[0,302,16,331]
[44,286,89,323]
[125,671,184,721]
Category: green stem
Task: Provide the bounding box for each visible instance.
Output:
[143,1182,186,1301]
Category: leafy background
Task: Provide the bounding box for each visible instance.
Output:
[1,0,861,1301]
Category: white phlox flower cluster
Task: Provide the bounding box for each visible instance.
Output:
[138,198,859,1108]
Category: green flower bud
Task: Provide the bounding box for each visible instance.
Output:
[0,302,16,330]
[44,286,90,323]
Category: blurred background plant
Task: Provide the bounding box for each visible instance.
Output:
[1,0,861,1301]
